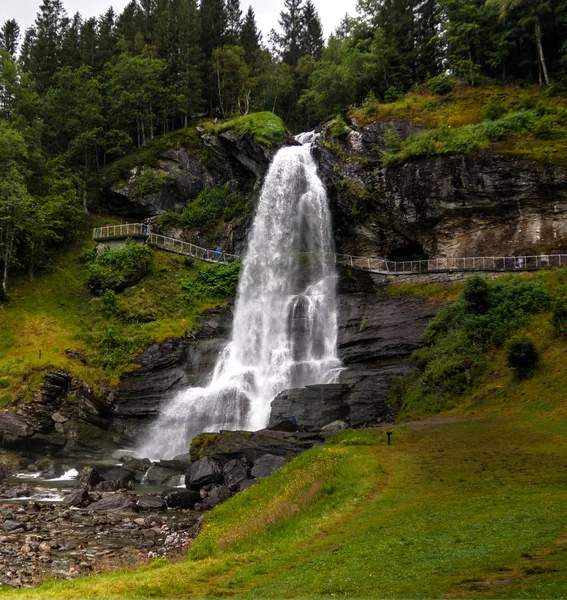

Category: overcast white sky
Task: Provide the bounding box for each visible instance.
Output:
[1,0,359,42]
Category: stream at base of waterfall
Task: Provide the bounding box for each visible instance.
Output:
[139,134,341,459]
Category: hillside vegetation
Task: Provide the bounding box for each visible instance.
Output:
[349,83,567,166]
[3,271,566,599]
[0,217,236,405]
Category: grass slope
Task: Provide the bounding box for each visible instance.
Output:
[351,82,567,165]
[0,215,231,404]
[5,323,566,598]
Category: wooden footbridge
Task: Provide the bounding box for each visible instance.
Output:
[93,224,567,275]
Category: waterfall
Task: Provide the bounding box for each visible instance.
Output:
[138,137,341,459]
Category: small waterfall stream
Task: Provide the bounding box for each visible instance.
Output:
[139,136,341,459]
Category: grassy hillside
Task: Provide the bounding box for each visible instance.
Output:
[350,82,567,166]
[4,281,566,598]
[0,215,234,405]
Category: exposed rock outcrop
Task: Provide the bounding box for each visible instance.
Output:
[314,121,567,258]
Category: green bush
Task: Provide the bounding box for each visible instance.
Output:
[159,186,251,232]
[100,289,125,318]
[401,276,552,414]
[427,74,455,96]
[130,170,175,197]
[180,261,241,302]
[87,240,153,294]
[507,337,539,379]
[551,300,567,335]
[214,112,286,147]
[329,114,350,140]
[483,96,507,121]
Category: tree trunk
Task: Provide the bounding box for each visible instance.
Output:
[535,18,549,86]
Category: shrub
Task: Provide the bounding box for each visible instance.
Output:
[87,240,153,294]
[100,290,125,318]
[131,170,175,197]
[462,276,490,314]
[329,114,350,140]
[383,127,402,154]
[507,337,539,379]
[214,112,286,147]
[483,96,507,121]
[427,74,455,96]
[160,186,251,232]
[402,277,551,414]
[180,261,241,302]
[551,300,567,335]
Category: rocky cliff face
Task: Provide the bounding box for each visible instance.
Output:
[314,121,567,258]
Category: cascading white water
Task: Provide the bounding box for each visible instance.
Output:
[138,136,341,459]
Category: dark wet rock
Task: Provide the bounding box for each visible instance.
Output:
[163,490,200,509]
[39,461,66,479]
[251,454,287,479]
[88,495,138,512]
[142,464,180,486]
[104,149,208,218]
[136,495,167,511]
[0,463,7,482]
[78,467,104,490]
[268,419,299,432]
[314,123,567,258]
[186,457,222,491]
[111,307,232,423]
[62,488,91,508]
[238,479,256,491]
[222,459,248,488]
[3,520,26,532]
[190,430,314,465]
[101,467,136,489]
[122,458,152,476]
[94,480,124,492]
[200,485,232,509]
[269,384,350,429]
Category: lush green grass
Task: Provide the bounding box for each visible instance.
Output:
[4,399,566,599]
[0,216,232,399]
[213,112,287,147]
[350,82,567,165]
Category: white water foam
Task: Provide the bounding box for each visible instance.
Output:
[139,137,341,459]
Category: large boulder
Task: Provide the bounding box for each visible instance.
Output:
[101,466,136,489]
[190,430,315,465]
[186,457,222,491]
[163,490,201,509]
[250,454,287,479]
[199,485,232,510]
[222,459,248,488]
[88,495,138,512]
[269,384,350,429]
[62,488,91,508]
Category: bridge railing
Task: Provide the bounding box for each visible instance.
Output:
[93,223,148,240]
[148,233,239,264]
[335,254,567,274]
[92,226,567,274]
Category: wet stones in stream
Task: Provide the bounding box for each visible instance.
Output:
[0,500,202,589]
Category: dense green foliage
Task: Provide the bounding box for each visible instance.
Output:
[213,112,286,146]
[506,336,540,379]
[551,299,567,335]
[86,240,153,294]
[383,104,567,166]
[402,275,552,413]
[180,260,240,301]
[160,185,251,231]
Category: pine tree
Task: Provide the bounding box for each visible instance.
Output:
[28,0,68,93]
[240,6,261,64]
[0,20,21,60]
[200,0,228,60]
[301,0,324,59]
[272,0,305,67]
[60,13,82,69]
[96,8,117,71]
[226,0,243,44]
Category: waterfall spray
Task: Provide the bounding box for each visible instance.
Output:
[139,137,341,459]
